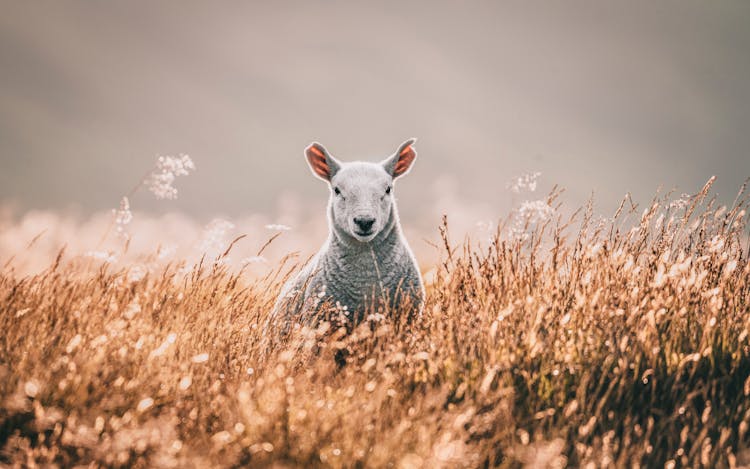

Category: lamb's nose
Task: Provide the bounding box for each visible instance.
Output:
[353,217,375,233]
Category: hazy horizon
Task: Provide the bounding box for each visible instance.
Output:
[2,1,750,230]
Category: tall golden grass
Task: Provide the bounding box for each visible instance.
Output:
[1,178,749,468]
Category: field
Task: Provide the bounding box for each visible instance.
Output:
[1,178,749,468]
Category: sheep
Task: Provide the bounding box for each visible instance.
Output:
[271,138,425,332]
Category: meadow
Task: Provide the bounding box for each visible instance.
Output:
[1,176,749,468]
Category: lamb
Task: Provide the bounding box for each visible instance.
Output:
[271,139,425,331]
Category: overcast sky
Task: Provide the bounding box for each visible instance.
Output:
[1,1,749,228]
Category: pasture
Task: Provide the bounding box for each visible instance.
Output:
[1,178,749,468]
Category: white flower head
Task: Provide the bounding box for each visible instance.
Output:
[265,224,292,231]
[199,219,235,254]
[157,244,177,260]
[85,250,117,263]
[114,196,133,238]
[518,199,554,224]
[241,256,267,266]
[509,172,542,194]
[507,199,555,241]
[147,154,195,200]
[669,193,692,210]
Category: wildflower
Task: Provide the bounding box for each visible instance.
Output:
[508,199,555,241]
[84,250,117,263]
[199,219,235,254]
[669,193,692,210]
[241,256,267,266]
[114,196,133,237]
[157,244,177,260]
[509,171,542,194]
[146,154,195,199]
[265,223,292,231]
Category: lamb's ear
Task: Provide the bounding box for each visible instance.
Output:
[305,142,340,181]
[382,138,417,179]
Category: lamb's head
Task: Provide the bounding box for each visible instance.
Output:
[305,139,417,243]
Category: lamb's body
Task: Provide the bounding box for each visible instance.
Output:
[276,201,423,325]
[272,139,425,330]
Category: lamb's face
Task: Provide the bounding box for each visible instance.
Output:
[329,163,393,242]
[304,139,417,244]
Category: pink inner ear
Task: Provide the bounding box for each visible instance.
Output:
[311,161,328,176]
[309,145,325,158]
[394,147,415,175]
[306,145,330,178]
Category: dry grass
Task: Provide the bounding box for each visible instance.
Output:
[2,179,750,468]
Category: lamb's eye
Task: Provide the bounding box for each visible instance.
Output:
[385,186,392,195]
[334,187,341,196]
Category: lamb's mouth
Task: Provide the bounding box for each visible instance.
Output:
[354,229,373,236]
[353,229,376,240]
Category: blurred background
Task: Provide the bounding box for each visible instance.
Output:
[1,1,749,272]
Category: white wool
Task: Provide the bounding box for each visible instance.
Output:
[271,140,425,330]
